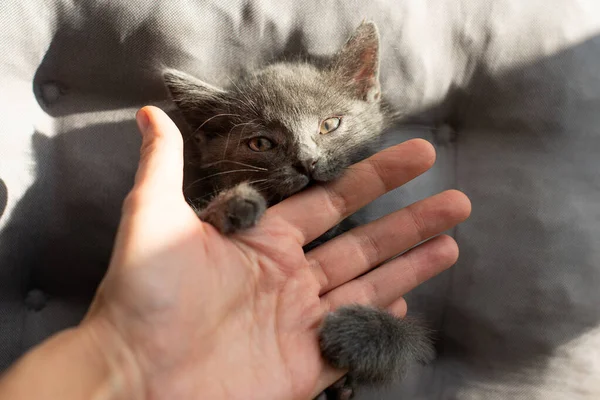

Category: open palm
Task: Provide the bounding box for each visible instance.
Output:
[83,107,470,400]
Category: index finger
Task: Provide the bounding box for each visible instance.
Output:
[267,139,436,245]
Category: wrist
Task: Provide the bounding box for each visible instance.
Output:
[0,320,143,400]
[78,316,145,400]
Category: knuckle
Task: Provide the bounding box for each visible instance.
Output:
[309,257,329,291]
[354,231,381,267]
[406,204,428,242]
[403,250,421,287]
[367,159,392,193]
[122,190,143,214]
[356,278,378,306]
[322,185,349,220]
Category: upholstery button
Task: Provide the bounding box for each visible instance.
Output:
[24,289,47,311]
[39,81,66,105]
[0,178,6,220]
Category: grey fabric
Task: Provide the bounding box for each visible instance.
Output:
[1,0,599,398]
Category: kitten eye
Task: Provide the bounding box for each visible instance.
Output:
[248,137,274,152]
[319,117,341,134]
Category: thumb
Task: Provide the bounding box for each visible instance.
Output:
[133,106,184,202]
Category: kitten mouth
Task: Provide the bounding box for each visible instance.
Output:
[311,172,342,183]
[303,180,319,189]
[276,175,311,197]
[281,173,338,197]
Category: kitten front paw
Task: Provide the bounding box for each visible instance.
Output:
[198,183,267,234]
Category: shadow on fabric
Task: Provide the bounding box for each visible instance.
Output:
[376,34,600,400]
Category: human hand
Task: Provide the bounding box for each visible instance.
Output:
[0,105,468,400]
[78,106,470,399]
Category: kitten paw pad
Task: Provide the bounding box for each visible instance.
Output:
[198,183,266,234]
[225,194,265,231]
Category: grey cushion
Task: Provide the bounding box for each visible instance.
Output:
[1,1,599,398]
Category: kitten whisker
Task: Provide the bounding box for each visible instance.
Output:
[223,121,248,159]
[223,120,259,158]
[246,179,269,185]
[185,169,265,190]
[196,160,268,171]
[188,113,242,142]
[253,178,277,191]
[236,119,260,155]
[226,75,260,115]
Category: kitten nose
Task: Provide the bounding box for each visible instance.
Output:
[294,157,319,177]
[304,157,318,173]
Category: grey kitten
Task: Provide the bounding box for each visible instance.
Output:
[163,22,434,399]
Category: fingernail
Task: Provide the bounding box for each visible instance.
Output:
[136,108,150,134]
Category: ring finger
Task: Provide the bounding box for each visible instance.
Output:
[321,234,459,311]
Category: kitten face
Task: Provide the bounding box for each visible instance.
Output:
[165,22,386,204]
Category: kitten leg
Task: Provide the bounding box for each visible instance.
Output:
[196,182,266,234]
[319,305,435,394]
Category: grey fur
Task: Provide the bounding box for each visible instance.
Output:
[319,305,435,385]
[163,21,434,399]
[197,182,266,234]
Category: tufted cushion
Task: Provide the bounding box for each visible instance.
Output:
[1,1,599,398]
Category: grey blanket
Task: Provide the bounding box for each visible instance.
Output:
[1,1,599,398]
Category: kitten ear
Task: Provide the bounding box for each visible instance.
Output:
[330,21,381,102]
[163,68,229,129]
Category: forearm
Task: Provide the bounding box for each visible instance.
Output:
[0,324,140,400]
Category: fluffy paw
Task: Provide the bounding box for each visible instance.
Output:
[198,183,267,234]
[319,305,434,386]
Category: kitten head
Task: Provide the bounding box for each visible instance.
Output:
[164,21,387,204]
